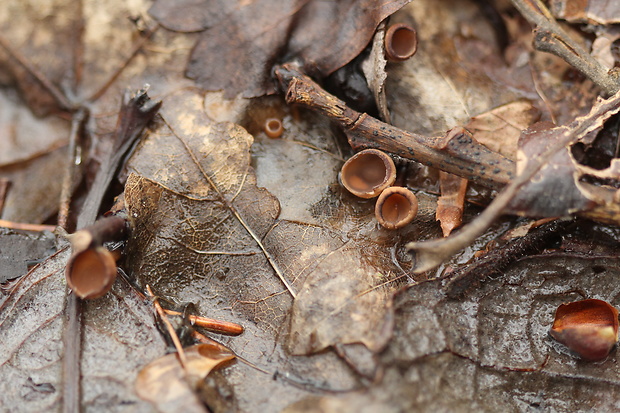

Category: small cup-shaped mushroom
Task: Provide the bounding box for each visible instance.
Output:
[375,186,418,229]
[549,298,619,361]
[264,117,284,138]
[341,149,396,198]
[384,23,418,62]
[66,246,118,299]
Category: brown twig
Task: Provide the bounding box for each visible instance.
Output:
[57,108,88,231]
[274,62,620,273]
[0,179,11,217]
[146,285,188,369]
[274,63,515,191]
[407,89,620,273]
[510,0,620,96]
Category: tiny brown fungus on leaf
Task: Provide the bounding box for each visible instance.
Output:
[375,186,418,229]
[66,246,118,299]
[341,149,396,198]
[384,23,418,62]
[549,298,619,361]
[264,117,284,138]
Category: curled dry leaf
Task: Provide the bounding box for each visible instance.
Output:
[136,343,235,410]
[506,120,620,223]
[149,0,411,98]
[549,299,619,361]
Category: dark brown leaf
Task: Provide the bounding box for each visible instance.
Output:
[150,0,410,98]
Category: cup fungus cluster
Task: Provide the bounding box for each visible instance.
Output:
[549,298,619,361]
[340,149,418,229]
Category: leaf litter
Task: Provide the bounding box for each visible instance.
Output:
[1,0,620,411]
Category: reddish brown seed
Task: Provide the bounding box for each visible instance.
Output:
[341,149,397,198]
[384,23,418,62]
[549,299,619,361]
[375,186,418,229]
[264,117,284,138]
[66,246,118,299]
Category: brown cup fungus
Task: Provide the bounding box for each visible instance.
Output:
[341,149,397,198]
[66,246,118,299]
[384,23,418,62]
[549,298,619,361]
[264,117,284,138]
[375,186,418,229]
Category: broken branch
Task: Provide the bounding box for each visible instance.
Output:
[274,63,515,191]
[510,0,620,96]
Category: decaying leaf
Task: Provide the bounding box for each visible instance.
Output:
[124,88,407,410]
[436,171,468,237]
[465,100,541,161]
[150,0,411,98]
[550,0,620,24]
[506,119,620,222]
[136,343,235,411]
[287,252,620,411]
[361,21,390,122]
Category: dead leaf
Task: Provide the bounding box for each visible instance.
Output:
[465,100,541,161]
[550,0,620,24]
[136,343,235,412]
[361,21,391,122]
[150,0,410,98]
[287,252,620,411]
[0,247,167,410]
[435,171,468,237]
[506,120,620,221]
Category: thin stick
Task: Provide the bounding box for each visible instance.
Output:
[0,179,10,217]
[407,89,620,272]
[146,285,187,369]
[62,293,82,413]
[57,108,88,230]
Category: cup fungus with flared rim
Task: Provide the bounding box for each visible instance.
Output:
[384,23,418,62]
[549,298,619,361]
[375,186,418,229]
[66,246,118,299]
[264,117,284,138]
[341,149,397,198]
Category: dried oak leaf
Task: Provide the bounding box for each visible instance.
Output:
[149,0,411,98]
